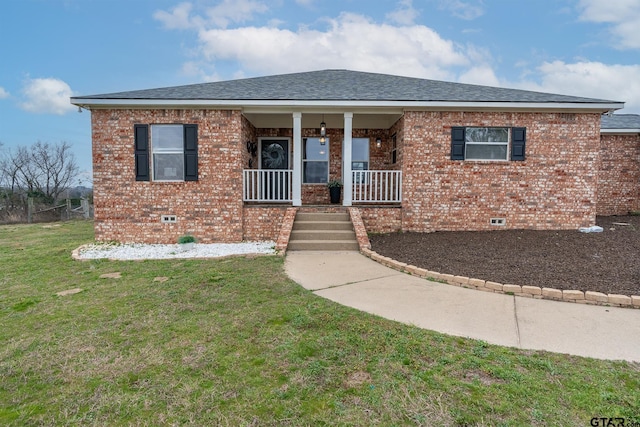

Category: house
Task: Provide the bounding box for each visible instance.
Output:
[598,114,640,216]
[70,69,630,245]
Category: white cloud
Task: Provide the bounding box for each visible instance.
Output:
[458,65,500,87]
[154,0,268,30]
[153,2,197,30]
[205,0,268,28]
[517,61,640,113]
[194,12,471,80]
[438,0,484,20]
[0,87,9,99]
[578,0,640,49]
[181,61,221,82]
[20,77,75,115]
[458,45,499,86]
[386,0,420,26]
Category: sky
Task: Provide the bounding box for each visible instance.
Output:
[1,0,639,183]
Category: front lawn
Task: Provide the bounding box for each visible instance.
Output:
[1,221,638,425]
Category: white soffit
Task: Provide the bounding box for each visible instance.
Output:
[600,128,640,134]
[70,98,625,113]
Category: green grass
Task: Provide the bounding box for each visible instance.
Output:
[1,221,639,426]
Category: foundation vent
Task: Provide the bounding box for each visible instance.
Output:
[161,215,177,224]
[490,218,506,226]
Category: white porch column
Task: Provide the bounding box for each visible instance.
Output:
[292,112,302,206]
[343,112,353,206]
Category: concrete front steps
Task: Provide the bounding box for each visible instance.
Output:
[288,212,359,251]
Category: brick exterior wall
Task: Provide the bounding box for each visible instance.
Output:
[358,206,403,233]
[92,108,246,243]
[400,111,602,231]
[597,133,640,215]
[242,115,257,172]
[91,108,616,244]
[242,205,289,241]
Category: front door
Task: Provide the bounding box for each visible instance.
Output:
[260,138,290,201]
[260,139,289,170]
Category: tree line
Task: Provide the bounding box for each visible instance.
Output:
[0,141,84,223]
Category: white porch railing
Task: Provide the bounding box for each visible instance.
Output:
[352,170,402,203]
[243,169,293,202]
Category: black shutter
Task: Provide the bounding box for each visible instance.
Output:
[511,127,526,161]
[184,124,198,181]
[451,127,465,160]
[134,124,150,181]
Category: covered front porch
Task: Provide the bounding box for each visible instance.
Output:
[240,111,403,206]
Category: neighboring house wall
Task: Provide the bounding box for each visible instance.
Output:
[400,111,602,231]
[597,133,640,215]
[92,108,246,244]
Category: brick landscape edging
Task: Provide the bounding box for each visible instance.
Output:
[360,248,640,309]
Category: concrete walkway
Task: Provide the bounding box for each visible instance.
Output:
[285,251,640,362]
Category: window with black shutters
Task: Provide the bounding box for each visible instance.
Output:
[451,127,526,161]
[134,124,198,181]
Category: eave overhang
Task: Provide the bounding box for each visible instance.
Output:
[600,128,640,134]
[70,97,624,114]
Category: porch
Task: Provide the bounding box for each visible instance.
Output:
[240,111,404,206]
[242,169,402,204]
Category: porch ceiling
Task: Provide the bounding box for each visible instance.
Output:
[242,112,403,130]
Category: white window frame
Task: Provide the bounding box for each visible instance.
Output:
[151,124,185,181]
[464,127,510,161]
[350,137,370,184]
[303,137,329,184]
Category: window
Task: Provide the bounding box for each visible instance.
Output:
[152,125,184,180]
[465,127,509,160]
[303,137,329,183]
[351,138,369,184]
[134,124,198,182]
[451,127,526,161]
[391,133,397,164]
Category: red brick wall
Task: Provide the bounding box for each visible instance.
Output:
[242,205,288,241]
[400,111,602,231]
[359,206,403,233]
[91,108,608,244]
[91,108,245,243]
[597,133,640,215]
[242,115,257,171]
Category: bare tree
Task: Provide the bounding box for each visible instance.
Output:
[31,142,79,202]
[1,141,79,203]
[0,142,26,209]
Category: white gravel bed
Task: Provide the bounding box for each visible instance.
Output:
[76,241,276,260]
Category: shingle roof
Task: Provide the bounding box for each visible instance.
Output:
[74,69,620,105]
[601,114,640,129]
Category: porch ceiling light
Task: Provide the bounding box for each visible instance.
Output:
[320,114,327,145]
[376,137,382,148]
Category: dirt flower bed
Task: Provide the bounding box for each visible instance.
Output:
[369,216,640,296]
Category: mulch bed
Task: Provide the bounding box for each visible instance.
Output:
[369,215,640,296]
